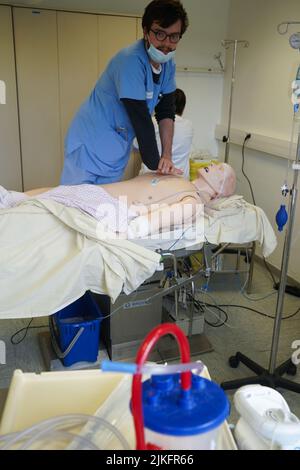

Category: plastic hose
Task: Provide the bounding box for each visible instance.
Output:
[131,323,192,450]
[101,360,204,376]
[1,414,130,450]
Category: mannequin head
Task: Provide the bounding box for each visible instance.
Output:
[192,163,236,198]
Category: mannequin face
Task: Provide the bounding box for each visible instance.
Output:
[192,163,236,198]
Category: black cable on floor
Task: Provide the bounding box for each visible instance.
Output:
[215,303,300,321]
[10,319,48,345]
[263,257,278,286]
[186,293,229,328]
[241,134,256,206]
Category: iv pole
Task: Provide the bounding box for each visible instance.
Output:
[221,24,300,393]
[222,40,249,163]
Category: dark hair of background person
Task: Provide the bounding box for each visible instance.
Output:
[142,0,189,36]
[174,88,186,116]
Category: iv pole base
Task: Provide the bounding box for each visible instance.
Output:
[221,352,300,393]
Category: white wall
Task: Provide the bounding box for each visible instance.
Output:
[175,0,230,156]
[177,72,224,155]
[221,0,300,281]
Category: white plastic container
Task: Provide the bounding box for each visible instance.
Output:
[0,367,236,450]
[145,426,223,450]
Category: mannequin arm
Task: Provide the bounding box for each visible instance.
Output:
[25,188,52,196]
[130,196,202,237]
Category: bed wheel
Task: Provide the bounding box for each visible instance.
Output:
[229,355,240,368]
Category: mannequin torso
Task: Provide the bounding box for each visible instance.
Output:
[103,173,207,207]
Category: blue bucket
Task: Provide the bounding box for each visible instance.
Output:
[51,292,102,367]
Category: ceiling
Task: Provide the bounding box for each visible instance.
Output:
[0,0,150,15]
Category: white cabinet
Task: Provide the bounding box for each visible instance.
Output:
[98,15,138,75]
[57,12,98,160]
[0,6,22,190]
[97,15,140,180]
[2,8,141,190]
[14,8,61,190]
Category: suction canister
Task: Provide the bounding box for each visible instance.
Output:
[141,372,229,450]
[130,323,230,450]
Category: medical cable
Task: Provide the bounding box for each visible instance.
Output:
[104,273,199,322]
[239,252,277,302]
[203,303,228,327]
[10,318,48,345]
[196,288,229,327]
[22,430,99,450]
[197,299,300,324]
[164,289,228,328]
[166,224,195,251]
[183,280,229,327]
[263,257,278,285]
[179,248,300,324]
[195,276,300,322]
[162,260,228,327]
[240,246,279,299]
[189,285,228,327]
[241,134,256,205]
[212,303,300,321]
[238,251,283,302]
[197,265,300,321]
[204,241,278,301]
[1,414,130,451]
[20,425,99,451]
[189,295,300,326]
[3,414,130,450]
[167,262,227,326]
[241,288,277,302]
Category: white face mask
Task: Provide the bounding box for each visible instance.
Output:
[147,41,176,64]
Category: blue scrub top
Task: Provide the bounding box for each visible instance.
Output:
[64,39,176,183]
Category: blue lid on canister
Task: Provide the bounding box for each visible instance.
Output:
[140,374,230,436]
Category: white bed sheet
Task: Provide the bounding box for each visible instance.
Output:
[133,195,277,257]
[0,199,161,319]
[0,194,277,319]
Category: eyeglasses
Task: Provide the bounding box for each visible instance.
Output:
[150,29,182,44]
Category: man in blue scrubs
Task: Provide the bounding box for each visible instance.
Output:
[61,0,189,185]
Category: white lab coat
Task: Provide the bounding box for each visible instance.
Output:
[138,115,194,179]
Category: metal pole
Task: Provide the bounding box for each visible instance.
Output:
[224,40,238,163]
[222,40,249,163]
[269,130,300,373]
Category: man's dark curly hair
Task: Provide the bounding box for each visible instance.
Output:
[142,0,189,36]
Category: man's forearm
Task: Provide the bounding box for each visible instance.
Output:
[158,118,174,159]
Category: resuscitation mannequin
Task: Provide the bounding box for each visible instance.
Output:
[24,162,236,205]
[101,162,236,207]
[101,162,236,235]
[3,163,236,236]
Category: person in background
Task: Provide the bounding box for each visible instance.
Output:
[139,88,193,179]
[60,0,189,185]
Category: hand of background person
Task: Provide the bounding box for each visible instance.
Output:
[157,156,183,176]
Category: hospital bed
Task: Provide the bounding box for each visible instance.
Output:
[93,241,257,361]
[0,192,277,357]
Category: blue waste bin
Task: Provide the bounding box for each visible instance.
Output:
[51,292,102,367]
